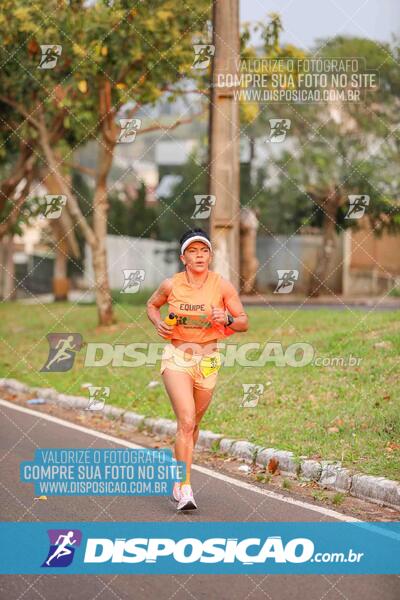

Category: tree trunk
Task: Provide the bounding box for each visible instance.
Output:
[1,235,16,300]
[0,241,4,298]
[44,166,81,302]
[44,167,81,261]
[53,237,69,301]
[92,240,114,326]
[308,193,339,297]
[240,208,259,294]
[91,131,116,326]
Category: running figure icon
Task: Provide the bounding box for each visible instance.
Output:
[44,335,77,371]
[42,529,82,568]
[45,531,77,566]
[40,333,83,372]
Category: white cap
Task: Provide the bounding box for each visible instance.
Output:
[180,234,212,255]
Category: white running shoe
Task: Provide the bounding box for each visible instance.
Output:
[172,482,182,502]
[177,484,197,510]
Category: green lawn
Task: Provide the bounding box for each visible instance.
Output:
[0,301,399,480]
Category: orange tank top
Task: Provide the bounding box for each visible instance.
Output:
[166,270,226,342]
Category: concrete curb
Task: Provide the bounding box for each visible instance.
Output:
[1,378,399,510]
[241,294,400,308]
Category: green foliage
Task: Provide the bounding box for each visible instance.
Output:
[0,196,43,236]
[255,160,317,234]
[155,154,274,239]
[157,153,208,241]
[331,492,345,506]
[239,13,306,128]
[0,0,211,137]
[318,36,400,99]
[255,36,400,236]
[0,4,285,240]
[72,171,160,239]
[108,182,160,238]
[312,490,329,503]
[0,0,211,229]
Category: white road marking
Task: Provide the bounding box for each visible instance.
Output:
[0,398,363,523]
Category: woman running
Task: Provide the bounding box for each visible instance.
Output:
[146,228,249,510]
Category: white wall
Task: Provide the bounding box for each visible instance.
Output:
[255,234,344,294]
[84,235,179,291]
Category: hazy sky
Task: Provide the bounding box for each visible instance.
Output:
[240,0,400,50]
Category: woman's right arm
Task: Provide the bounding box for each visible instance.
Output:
[146,278,174,338]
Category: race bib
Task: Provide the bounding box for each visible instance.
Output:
[199,353,222,378]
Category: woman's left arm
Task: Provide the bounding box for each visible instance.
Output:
[211,279,249,332]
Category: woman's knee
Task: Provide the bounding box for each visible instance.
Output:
[177,416,196,436]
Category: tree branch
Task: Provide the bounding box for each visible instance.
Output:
[161,86,209,97]
[0,166,35,239]
[99,80,119,146]
[137,108,207,135]
[0,143,35,213]
[0,96,41,129]
[37,112,97,247]
[65,162,96,178]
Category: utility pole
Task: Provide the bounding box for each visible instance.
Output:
[208,0,240,288]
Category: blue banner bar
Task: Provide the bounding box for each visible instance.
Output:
[0,522,399,574]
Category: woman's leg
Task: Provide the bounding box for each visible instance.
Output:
[192,386,215,448]
[161,368,196,485]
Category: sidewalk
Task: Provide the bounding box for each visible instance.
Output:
[17,291,400,309]
[241,293,400,309]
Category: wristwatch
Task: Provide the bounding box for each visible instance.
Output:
[225,314,234,327]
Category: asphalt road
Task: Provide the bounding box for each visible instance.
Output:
[0,400,398,600]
